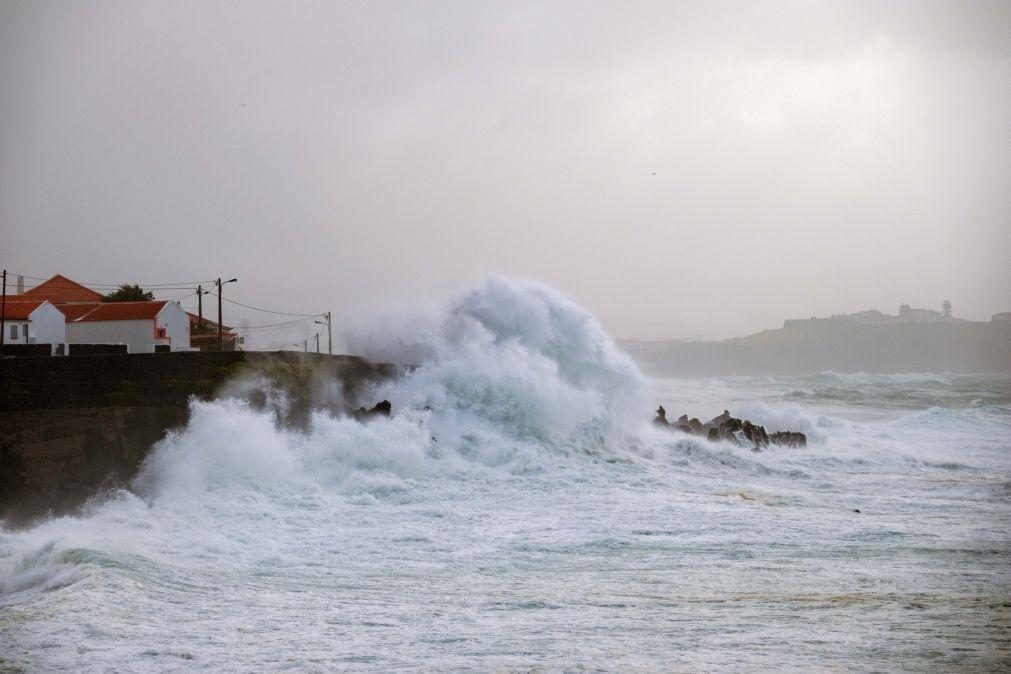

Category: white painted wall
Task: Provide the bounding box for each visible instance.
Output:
[65,301,194,353]
[67,319,154,353]
[156,302,193,352]
[27,302,67,353]
[8,322,28,343]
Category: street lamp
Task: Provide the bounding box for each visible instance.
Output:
[314,312,331,355]
[216,277,237,351]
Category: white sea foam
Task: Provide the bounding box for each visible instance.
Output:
[1,278,1009,672]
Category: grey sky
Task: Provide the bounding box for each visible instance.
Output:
[1,0,1008,346]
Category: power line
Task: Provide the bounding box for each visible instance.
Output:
[159,291,199,302]
[2,270,215,289]
[2,272,48,281]
[73,281,214,289]
[233,317,318,331]
[4,271,327,328]
[206,292,322,318]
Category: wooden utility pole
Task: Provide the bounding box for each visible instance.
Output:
[1,269,6,348]
[326,311,332,355]
[197,285,203,324]
[316,313,333,355]
[215,278,237,351]
[216,278,223,351]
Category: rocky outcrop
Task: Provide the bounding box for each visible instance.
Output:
[353,400,392,421]
[769,431,807,448]
[654,407,806,450]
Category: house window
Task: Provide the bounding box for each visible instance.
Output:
[156,327,167,338]
[9,324,18,340]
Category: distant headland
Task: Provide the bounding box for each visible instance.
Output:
[622,303,1011,376]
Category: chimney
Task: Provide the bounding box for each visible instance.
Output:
[16,275,24,294]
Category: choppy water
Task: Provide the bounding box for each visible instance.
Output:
[2,278,1010,672]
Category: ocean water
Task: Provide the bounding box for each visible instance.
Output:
[2,278,1009,672]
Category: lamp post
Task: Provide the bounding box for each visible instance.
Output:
[314,312,332,355]
[216,277,237,351]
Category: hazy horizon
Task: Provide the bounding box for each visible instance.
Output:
[2,0,1008,346]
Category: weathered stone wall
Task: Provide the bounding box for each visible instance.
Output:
[0,344,52,358]
[0,351,397,524]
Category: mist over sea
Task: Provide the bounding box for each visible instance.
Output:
[2,279,1009,672]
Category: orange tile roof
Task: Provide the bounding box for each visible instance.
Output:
[22,274,104,303]
[186,311,232,331]
[1,298,49,320]
[55,303,102,321]
[71,301,168,322]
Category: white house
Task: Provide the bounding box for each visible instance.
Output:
[2,299,67,353]
[62,300,194,353]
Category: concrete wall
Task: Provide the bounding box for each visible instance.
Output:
[0,351,397,523]
[28,302,66,353]
[67,318,153,353]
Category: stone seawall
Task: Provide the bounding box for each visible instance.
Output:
[0,351,396,524]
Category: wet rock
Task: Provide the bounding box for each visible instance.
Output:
[657,406,806,450]
[653,404,669,427]
[708,410,732,427]
[353,400,392,421]
[769,431,807,448]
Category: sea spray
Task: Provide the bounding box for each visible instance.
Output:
[1,278,1009,672]
[347,276,651,451]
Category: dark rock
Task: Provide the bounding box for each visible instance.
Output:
[653,404,669,427]
[769,431,807,448]
[657,405,806,451]
[708,410,732,426]
[353,400,392,421]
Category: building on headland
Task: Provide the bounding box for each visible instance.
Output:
[1,299,67,353]
[621,300,1011,376]
[783,302,967,330]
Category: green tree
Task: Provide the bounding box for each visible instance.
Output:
[103,283,154,302]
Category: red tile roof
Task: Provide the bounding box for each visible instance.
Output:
[55,303,102,321]
[186,311,232,331]
[68,301,169,322]
[22,274,104,303]
[1,298,49,320]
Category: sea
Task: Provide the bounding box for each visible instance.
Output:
[2,278,1009,672]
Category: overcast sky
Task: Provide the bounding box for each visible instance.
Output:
[1,0,1008,346]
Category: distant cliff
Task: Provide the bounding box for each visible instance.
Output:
[623,315,1011,377]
